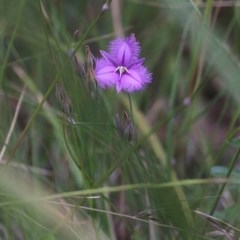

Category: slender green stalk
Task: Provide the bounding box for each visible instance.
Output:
[127,93,134,125]
[0,178,233,207]
[70,1,110,56]
[166,14,190,179]
[209,145,240,216]
[0,0,26,87]
[0,86,26,162]
[7,78,57,162]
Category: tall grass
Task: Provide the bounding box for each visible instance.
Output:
[1,0,240,239]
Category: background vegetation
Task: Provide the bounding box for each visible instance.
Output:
[1,0,240,239]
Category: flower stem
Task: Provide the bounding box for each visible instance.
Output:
[128,93,134,125]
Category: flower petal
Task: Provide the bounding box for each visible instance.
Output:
[117,65,152,92]
[100,50,118,67]
[128,57,145,69]
[95,59,118,88]
[109,34,141,67]
[117,41,132,66]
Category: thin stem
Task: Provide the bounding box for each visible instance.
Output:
[7,79,57,163]
[0,86,26,162]
[0,0,25,88]
[128,93,133,124]
[209,145,240,216]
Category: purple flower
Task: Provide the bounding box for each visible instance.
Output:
[94,34,152,93]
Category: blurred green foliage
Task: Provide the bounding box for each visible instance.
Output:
[1,0,240,239]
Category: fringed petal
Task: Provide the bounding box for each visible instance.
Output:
[95,59,117,88]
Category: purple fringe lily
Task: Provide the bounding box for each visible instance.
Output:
[94,34,152,93]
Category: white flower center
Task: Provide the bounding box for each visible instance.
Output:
[113,66,129,80]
